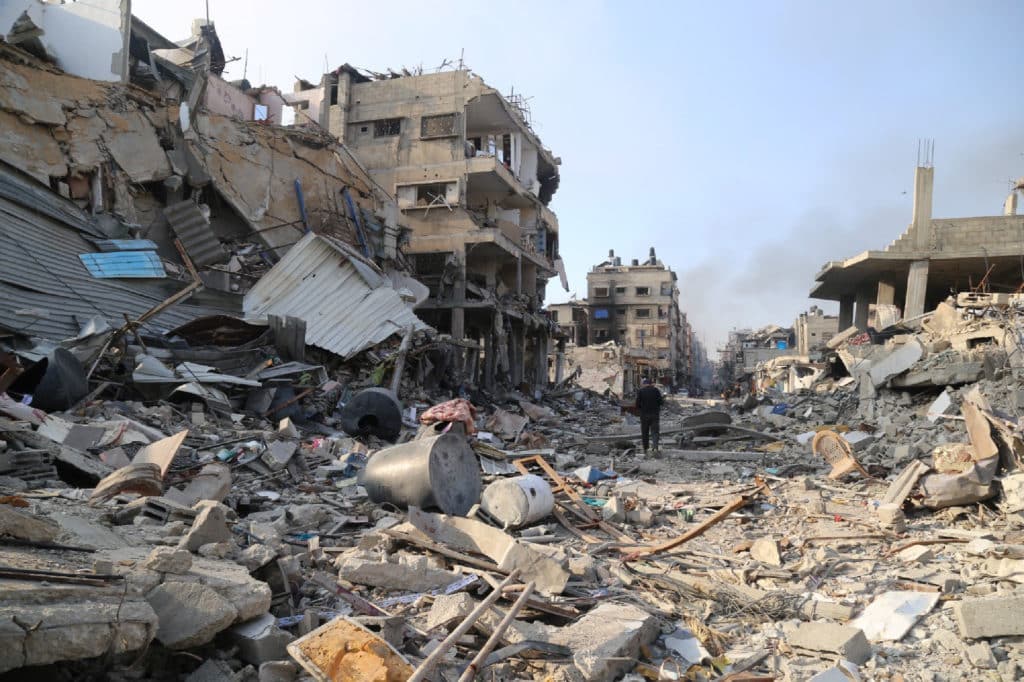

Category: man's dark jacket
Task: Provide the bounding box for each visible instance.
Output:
[635,385,663,417]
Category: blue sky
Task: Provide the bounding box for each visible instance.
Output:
[134,0,1024,349]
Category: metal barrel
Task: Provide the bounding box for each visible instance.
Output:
[359,432,481,516]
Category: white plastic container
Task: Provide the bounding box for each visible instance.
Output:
[480,474,554,529]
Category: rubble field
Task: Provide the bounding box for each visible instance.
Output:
[1,294,1024,681]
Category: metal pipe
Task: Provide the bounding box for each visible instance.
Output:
[458,581,535,681]
[408,570,520,682]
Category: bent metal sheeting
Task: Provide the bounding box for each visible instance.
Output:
[242,233,429,359]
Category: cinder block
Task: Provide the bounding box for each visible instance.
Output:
[954,595,1024,638]
[787,622,872,664]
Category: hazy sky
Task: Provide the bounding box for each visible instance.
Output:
[133,0,1024,349]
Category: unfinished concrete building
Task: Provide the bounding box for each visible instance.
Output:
[811,153,1024,329]
[585,249,688,390]
[284,67,563,389]
[794,306,839,356]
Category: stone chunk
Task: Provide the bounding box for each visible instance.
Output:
[180,502,233,552]
[227,612,294,665]
[239,544,278,571]
[336,556,459,593]
[142,547,193,574]
[966,641,998,669]
[147,582,238,649]
[185,659,236,682]
[898,545,934,564]
[750,537,782,566]
[0,505,59,542]
[787,622,873,665]
[954,595,1024,638]
[425,592,476,631]
[551,602,659,681]
[259,661,297,682]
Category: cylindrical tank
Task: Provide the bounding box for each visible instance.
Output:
[359,432,481,515]
[480,474,554,529]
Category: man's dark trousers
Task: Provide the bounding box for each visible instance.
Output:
[640,413,659,451]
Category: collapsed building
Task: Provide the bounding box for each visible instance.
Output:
[284,65,565,390]
[811,152,1024,327]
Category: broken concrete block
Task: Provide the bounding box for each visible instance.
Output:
[954,595,1024,638]
[227,612,295,665]
[0,505,59,542]
[180,501,234,552]
[336,556,459,593]
[425,592,475,631]
[626,507,655,527]
[259,661,297,682]
[142,546,193,574]
[787,622,872,664]
[867,339,923,387]
[966,641,998,669]
[927,389,954,423]
[875,503,906,532]
[750,537,782,566]
[146,581,238,649]
[808,661,862,682]
[185,659,236,682]
[239,543,278,572]
[601,495,625,522]
[898,545,934,564]
[0,595,157,673]
[165,462,232,506]
[999,473,1024,513]
[551,602,659,681]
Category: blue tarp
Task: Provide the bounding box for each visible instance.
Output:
[78,251,166,278]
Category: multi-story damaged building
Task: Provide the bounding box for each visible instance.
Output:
[584,248,689,390]
[793,306,839,356]
[718,326,795,384]
[284,67,564,389]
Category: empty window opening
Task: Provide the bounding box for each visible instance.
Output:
[635,287,650,296]
[421,113,457,138]
[374,118,401,137]
[615,286,626,294]
[593,287,609,298]
[635,308,651,319]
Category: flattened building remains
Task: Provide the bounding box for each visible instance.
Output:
[285,67,564,390]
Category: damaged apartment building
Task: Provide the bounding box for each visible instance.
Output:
[561,249,692,393]
[0,3,437,407]
[284,66,565,390]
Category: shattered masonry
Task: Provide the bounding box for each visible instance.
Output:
[2,3,1024,682]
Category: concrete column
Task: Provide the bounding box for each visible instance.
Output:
[451,248,466,340]
[838,296,854,330]
[911,166,934,250]
[905,259,929,318]
[536,329,549,388]
[854,289,871,331]
[876,280,896,306]
[554,351,565,384]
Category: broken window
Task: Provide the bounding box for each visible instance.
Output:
[616,308,626,316]
[593,287,609,298]
[373,118,401,137]
[615,286,625,294]
[595,329,609,340]
[421,113,457,138]
[635,308,651,319]
[397,182,458,209]
[635,287,650,296]
[661,281,673,296]
[550,310,559,323]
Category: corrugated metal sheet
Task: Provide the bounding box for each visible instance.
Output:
[79,251,166,278]
[0,161,102,237]
[243,233,429,359]
[164,200,227,267]
[0,184,239,341]
[93,239,159,252]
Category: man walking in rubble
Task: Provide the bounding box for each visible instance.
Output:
[635,378,663,455]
